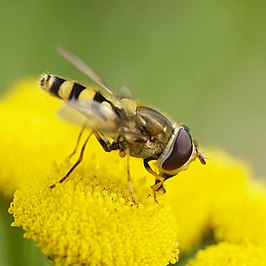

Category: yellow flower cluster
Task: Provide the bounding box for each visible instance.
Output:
[212,187,266,245]
[175,154,266,265]
[2,78,266,265]
[9,155,179,266]
[164,150,251,253]
[0,79,79,198]
[167,150,266,265]
[4,79,179,266]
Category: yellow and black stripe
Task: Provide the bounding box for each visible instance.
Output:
[40,73,109,105]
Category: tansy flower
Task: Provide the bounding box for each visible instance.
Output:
[168,152,266,265]
[5,79,179,265]
[9,140,179,266]
[0,79,79,198]
[187,242,266,266]
[164,149,251,253]
[4,78,266,265]
[211,185,266,246]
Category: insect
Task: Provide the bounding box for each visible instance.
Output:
[40,47,206,203]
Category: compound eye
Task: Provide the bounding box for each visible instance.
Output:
[162,128,193,171]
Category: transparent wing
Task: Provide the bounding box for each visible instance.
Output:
[57,46,116,95]
[119,86,135,99]
[59,99,119,133]
[59,100,149,140]
[58,104,91,127]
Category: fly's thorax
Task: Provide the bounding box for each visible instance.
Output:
[136,106,174,138]
[156,126,198,175]
[119,98,137,117]
[118,107,175,160]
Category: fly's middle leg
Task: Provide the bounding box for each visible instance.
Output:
[126,154,136,203]
[68,122,88,159]
[94,133,135,203]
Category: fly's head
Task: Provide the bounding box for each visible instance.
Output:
[157,127,206,176]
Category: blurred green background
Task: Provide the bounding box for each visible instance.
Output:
[1,1,266,265]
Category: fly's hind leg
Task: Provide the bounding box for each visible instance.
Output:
[68,122,88,159]
[50,130,110,189]
[50,131,93,189]
[50,130,136,203]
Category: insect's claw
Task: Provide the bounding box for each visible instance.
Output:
[151,179,166,193]
[49,183,56,189]
[153,191,160,204]
[150,179,166,204]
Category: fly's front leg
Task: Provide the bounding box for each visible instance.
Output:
[50,131,93,189]
[144,159,166,204]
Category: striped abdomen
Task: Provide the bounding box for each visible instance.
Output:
[40,73,107,104]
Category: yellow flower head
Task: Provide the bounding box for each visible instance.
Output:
[6,79,179,265]
[9,145,179,266]
[4,78,266,265]
[211,186,266,246]
[187,242,266,266]
[164,149,251,253]
[0,79,78,198]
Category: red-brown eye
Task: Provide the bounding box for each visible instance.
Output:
[162,128,193,171]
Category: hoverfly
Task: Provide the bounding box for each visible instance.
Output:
[40,47,206,203]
